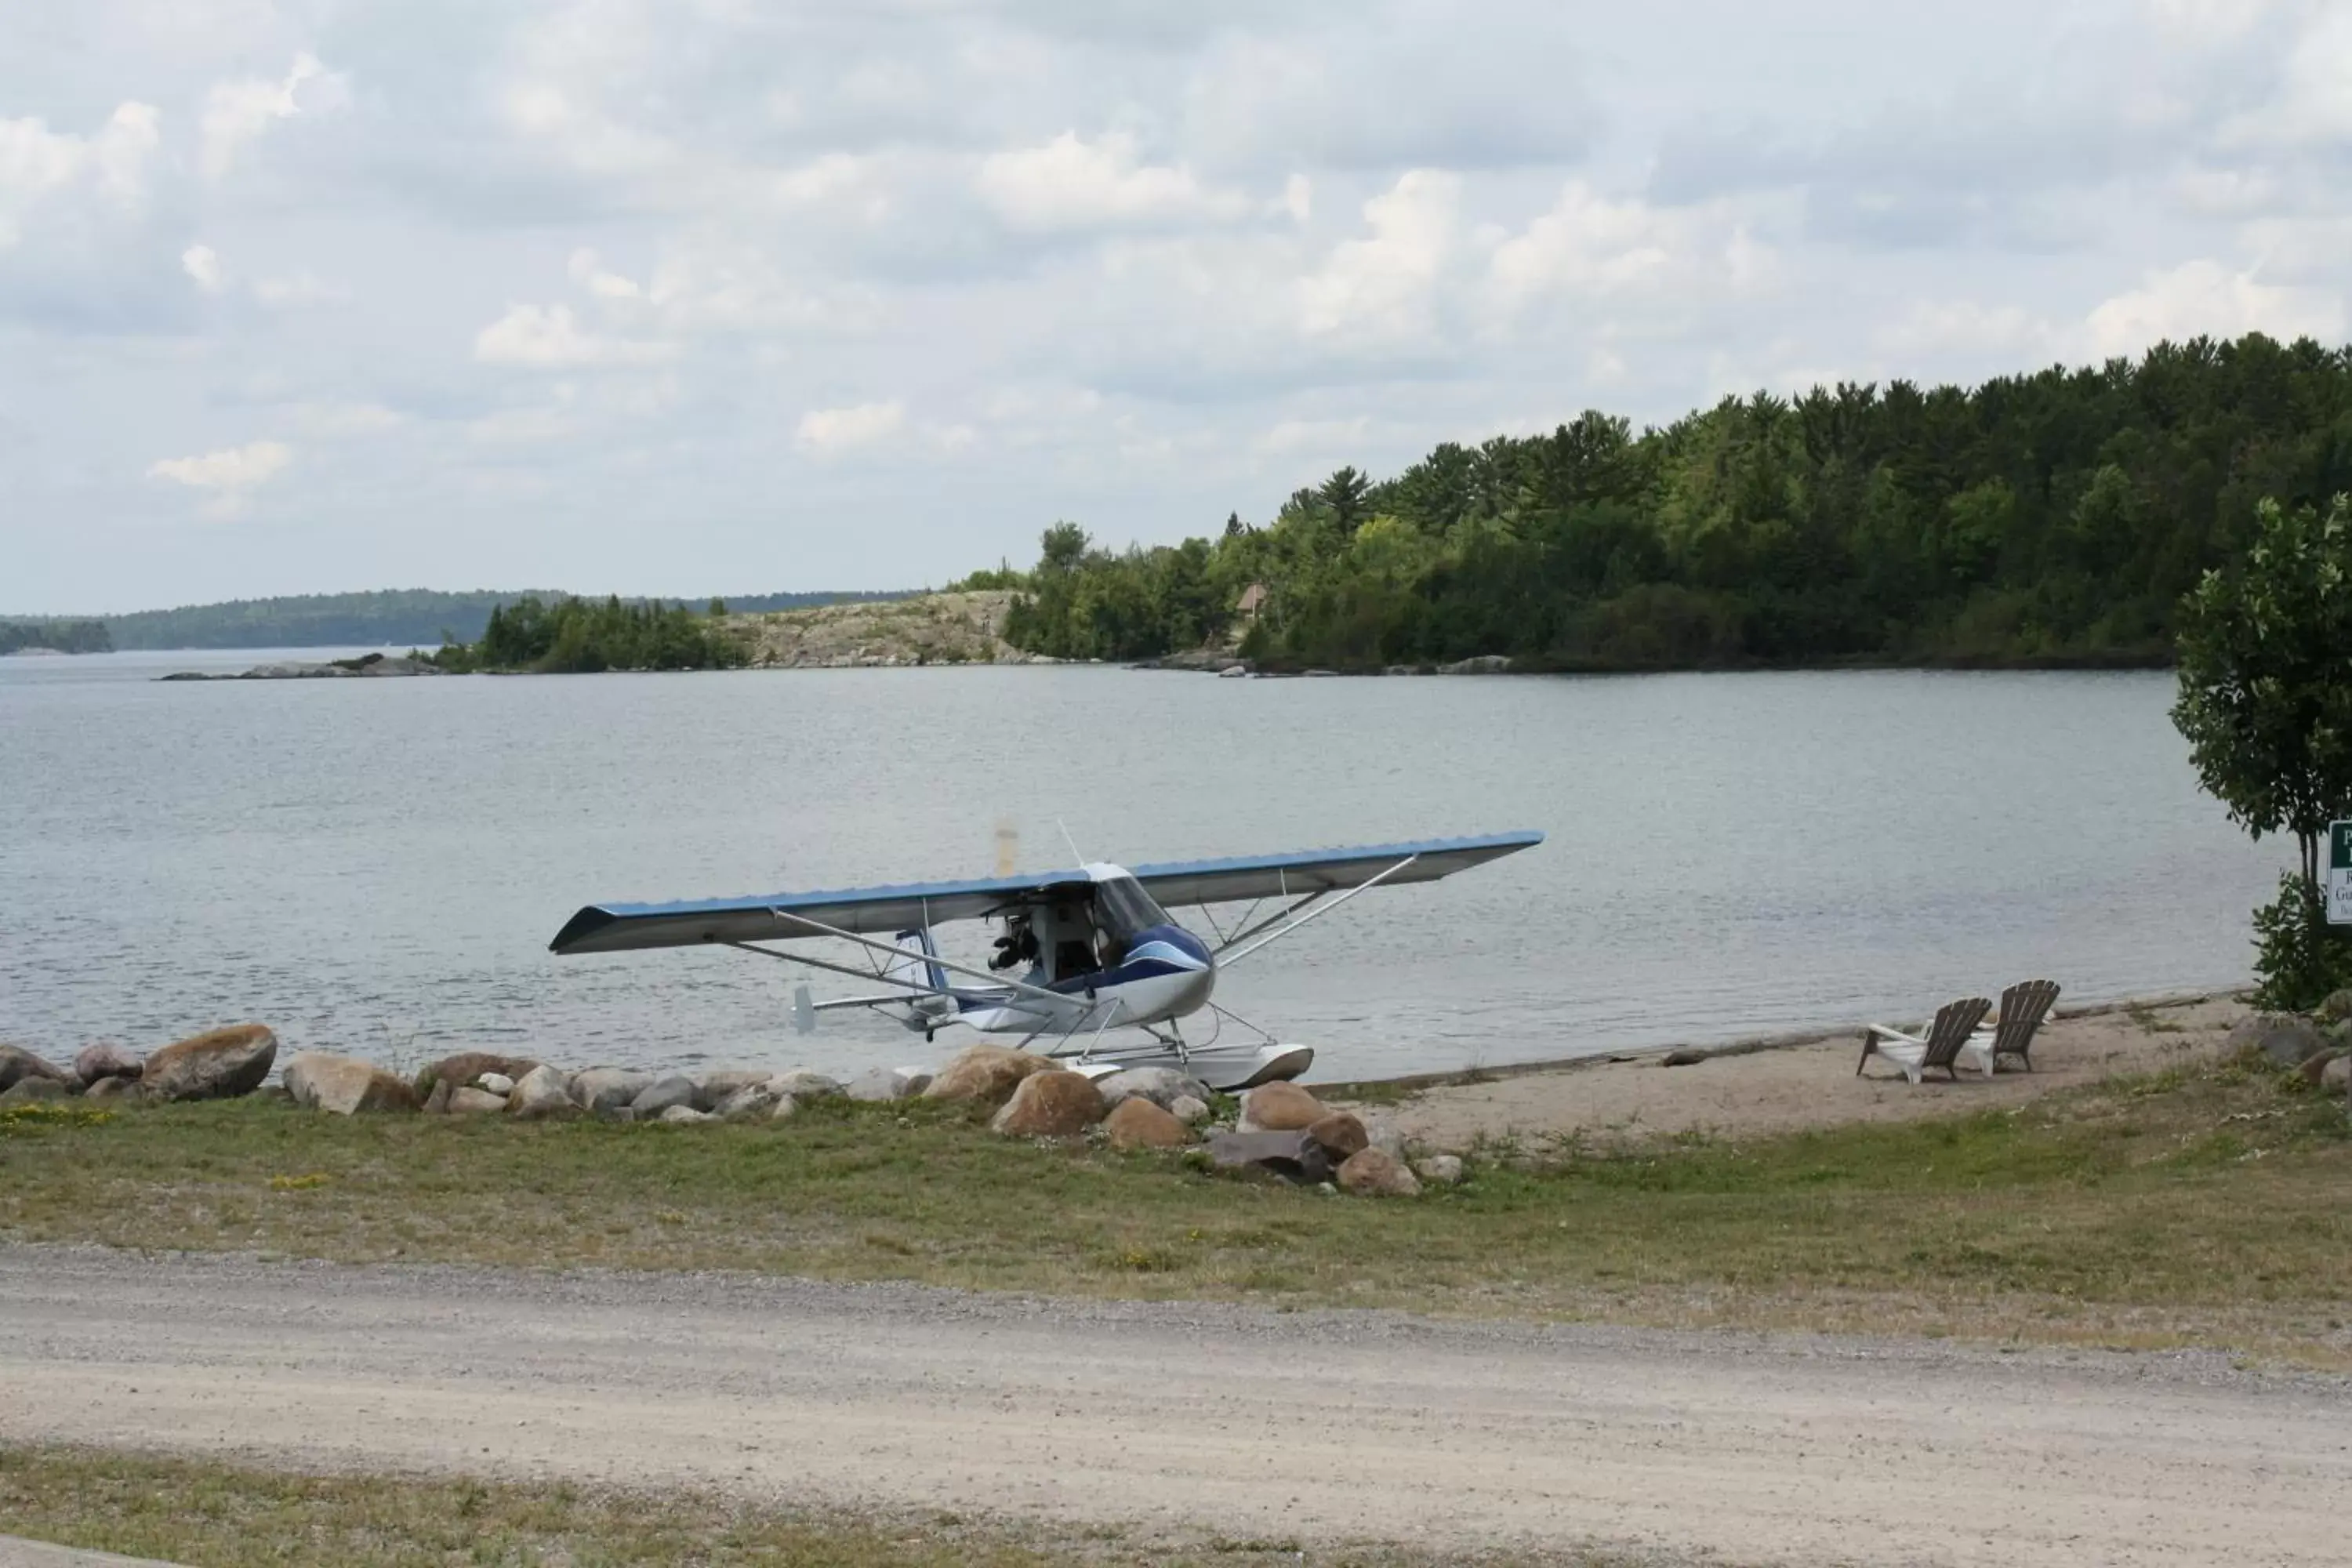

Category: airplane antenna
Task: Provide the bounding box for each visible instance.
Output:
[1057,818,1086,865]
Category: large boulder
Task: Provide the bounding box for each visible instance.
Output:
[849,1065,932,1102]
[714,1083,782,1121]
[656,1104,713,1125]
[140,1025,276,1102]
[1167,1094,1210,1126]
[0,1046,71,1094]
[85,1075,139,1102]
[506,1064,578,1120]
[1205,1129,1334,1185]
[1103,1097,1189,1151]
[415,1051,540,1098]
[989,1069,1106,1137]
[2229,1013,2333,1069]
[570,1068,655,1114]
[629,1076,700,1118]
[72,1043,143,1088]
[477,1073,515,1096]
[1303,1112,1369,1161]
[284,1051,421,1116]
[1093,1066,1212,1112]
[769,1070,844,1099]
[699,1069,773,1099]
[1238,1081,1327,1132]
[1337,1147,1421,1197]
[2315,989,2352,1025]
[446,1087,507,1115]
[1,1077,71,1106]
[924,1045,1053,1105]
[2322,1054,2350,1094]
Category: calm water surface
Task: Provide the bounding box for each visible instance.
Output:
[0,651,2282,1081]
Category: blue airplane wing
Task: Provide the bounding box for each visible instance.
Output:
[1126,830,1542,909]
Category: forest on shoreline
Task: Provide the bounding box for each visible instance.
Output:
[975,333,2352,671]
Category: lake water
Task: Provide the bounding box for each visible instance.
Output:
[0,650,2283,1083]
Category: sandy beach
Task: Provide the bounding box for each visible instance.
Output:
[1348,993,2249,1151]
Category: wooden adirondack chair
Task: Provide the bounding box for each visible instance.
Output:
[1958,979,2060,1075]
[1857,996,1992,1084]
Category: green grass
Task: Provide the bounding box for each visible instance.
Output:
[0,1446,1624,1566]
[4,1058,2349,1359]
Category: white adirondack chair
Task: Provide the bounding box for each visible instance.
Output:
[1857,996,1992,1084]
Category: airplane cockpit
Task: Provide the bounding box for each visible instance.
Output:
[988,874,1175,988]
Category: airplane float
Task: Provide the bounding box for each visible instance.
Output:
[549,830,1542,1090]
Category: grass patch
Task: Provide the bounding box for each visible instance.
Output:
[0,1446,1621,1567]
[4,1062,2348,1359]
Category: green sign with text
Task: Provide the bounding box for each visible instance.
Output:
[2330,821,2352,925]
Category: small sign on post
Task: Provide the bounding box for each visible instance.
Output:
[2329,821,2352,926]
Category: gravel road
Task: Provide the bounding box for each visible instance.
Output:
[2,1247,2345,1565]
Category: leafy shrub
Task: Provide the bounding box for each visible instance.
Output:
[2249,874,2352,1011]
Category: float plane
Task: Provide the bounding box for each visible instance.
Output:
[548,831,1541,1090]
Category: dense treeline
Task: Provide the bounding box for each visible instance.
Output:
[432,594,747,673]
[984,334,2352,670]
[0,619,111,655]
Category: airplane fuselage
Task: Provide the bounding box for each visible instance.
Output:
[946,921,1216,1036]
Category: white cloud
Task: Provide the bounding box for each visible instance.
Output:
[2084,259,2344,355]
[251,270,348,307]
[181,244,226,292]
[0,103,161,248]
[1490,182,1766,309]
[147,440,292,516]
[290,401,405,438]
[1255,416,1370,455]
[1297,169,1459,341]
[977,131,1250,231]
[796,400,906,452]
[201,53,352,180]
[473,303,676,367]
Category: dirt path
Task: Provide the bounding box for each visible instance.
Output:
[2,1248,2345,1565]
[1367,996,2246,1149]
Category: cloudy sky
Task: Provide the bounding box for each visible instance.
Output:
[5,0,2349,612]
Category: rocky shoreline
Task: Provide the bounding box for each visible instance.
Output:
[0,1032,1457,1198]
[160,652,445,681]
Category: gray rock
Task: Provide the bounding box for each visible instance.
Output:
[1167,1094,1210,1126]
[1205,1129,1335,1185]
[85,1075,140,1101]
[476,1072,515,1096]
[848,1065,931,1102]
[0,1077,72,1105]
[768,1094,802,1120]
[1094,1066,1212,1111]
[630,1076,700,1117]
[1414,1153,1465,1185]
[656,1104,713,1124]
[1661,1048,1708,1066]
[768,1070,844,1099]
[72,1043,143,1087]
[506,1064,578,1120]
[446,1087,507,1115]
[570,1068,655,1114]
[2319,1054,2348,1094]
[0,1045,71,1093]
[1439,653,1512,674]
[2316,989,2352,1025]
[715,1083,781,1121]
[2228,1013,2332,1069]
[699,1069,773,1099]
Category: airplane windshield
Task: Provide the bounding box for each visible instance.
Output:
[1091,875,1171,942]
